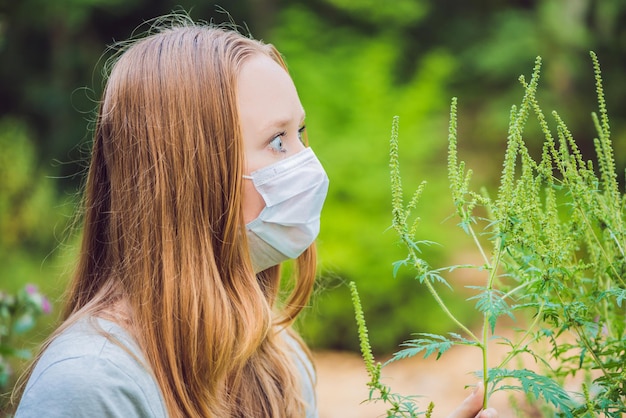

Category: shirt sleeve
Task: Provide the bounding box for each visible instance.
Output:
[15,354,164,418]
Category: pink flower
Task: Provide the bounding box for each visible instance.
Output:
[41,297,52,314]
[25,284,38,295]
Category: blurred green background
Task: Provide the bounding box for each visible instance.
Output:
[2,0,626,381]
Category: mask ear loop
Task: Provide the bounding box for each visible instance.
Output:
[242,175,253,180]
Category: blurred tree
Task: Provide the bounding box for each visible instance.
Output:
[0,0,259,191]
[0,117,75,413]
[0,118,62,273]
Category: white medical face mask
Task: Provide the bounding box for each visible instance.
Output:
[244,147,329,273]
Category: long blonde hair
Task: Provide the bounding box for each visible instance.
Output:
[19,18,317,418]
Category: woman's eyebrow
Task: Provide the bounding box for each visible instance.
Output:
[261,110,306,133]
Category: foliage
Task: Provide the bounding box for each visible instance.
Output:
[0,118,65,414]
[272,4,476,352]
[3,0,626,354]
[350,281,433,417]
[0,285,51,390]
[319,0,429,28]
[352,53,626,416]
[0,119,61,258]
[0,117,72,297]
[0,3,625,417]
[271,1,626,353]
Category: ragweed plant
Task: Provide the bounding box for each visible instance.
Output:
[351,52,626,417]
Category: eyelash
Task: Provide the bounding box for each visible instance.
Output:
[269,125,306,153]
[297,125,306,143]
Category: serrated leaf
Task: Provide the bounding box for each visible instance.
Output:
[392,259,408,278]
[467,288,513,333]
[388,333,458,363]
[608,288,626,308]
[488,368,574,416]
[420,271,452,290]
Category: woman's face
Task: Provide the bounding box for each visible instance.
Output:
[238,53,306,224]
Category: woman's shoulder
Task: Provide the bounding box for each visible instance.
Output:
[282,329,318,418]
[15,317,167,418]
[46,317,145,359]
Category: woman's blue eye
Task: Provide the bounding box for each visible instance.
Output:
[269,134,285,152]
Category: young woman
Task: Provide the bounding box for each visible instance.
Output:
[14,17,497,418]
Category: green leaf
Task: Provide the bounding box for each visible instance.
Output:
[610,288,626,308]
[0,344,30,359]
[12,313,36,334]
[392,259,408,278]
[389,333,465,363]
[467,287,513,333]
[488,368,574,416]
[419,271,452,290]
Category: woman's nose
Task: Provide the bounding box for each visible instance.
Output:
[289,134,306,156]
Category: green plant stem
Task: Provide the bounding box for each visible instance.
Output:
[466,211,502,409]
[424,276,481,343]
[574,324,610,379]
[555,292,611,380]
[610,230,625,259]
[568,182,626,289]
[601,294,613,340]
[467,215,491,268]
[497,301,545,370]
[574,206,620,338]
[481,320,489,409]
[403,242,481,344]
[485,240,502,291]
[500,281,532,300]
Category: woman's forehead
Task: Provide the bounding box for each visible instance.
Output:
[237,54,304,132]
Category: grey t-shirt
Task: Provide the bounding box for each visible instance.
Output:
[15,317,318,417]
